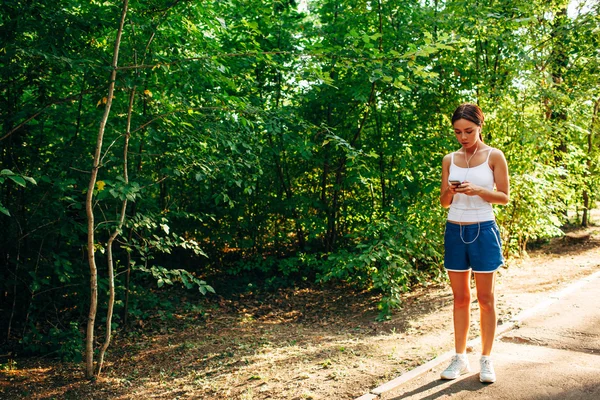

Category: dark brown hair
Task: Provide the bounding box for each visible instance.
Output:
[452,103,484,140]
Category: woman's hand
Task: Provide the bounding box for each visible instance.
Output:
[447,182,460,195]
[454,181,481,196]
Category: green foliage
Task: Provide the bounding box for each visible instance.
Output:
[1,0,599,357]
[320,212,444,319]
[21,322,83,362]
[0,359,17,372]
[227,252,324,291]
[125,212,209,258]
[136,265,215,295]
[498,166,566,255]
[124,284,175,322]
[0,169,36,216]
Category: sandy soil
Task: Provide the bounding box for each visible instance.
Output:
[1,224,599,400]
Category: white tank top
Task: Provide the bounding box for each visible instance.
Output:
[447,149,495,223]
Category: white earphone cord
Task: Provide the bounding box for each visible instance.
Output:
[458,145,481,245]
[459,219,480,244]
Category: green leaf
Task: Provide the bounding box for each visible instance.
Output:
[8,175,26,187]
[23,176,37,185]
[180,273,191,289]
[0,203,10,216]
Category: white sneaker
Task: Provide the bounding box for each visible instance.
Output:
[440,355,470,380]
[479,357,496,383]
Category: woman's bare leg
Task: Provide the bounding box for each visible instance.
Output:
[474,272,497,356]
[448,271,472,353]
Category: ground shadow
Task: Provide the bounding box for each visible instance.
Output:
[388,374,488,400]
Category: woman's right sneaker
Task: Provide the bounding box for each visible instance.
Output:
[440,354,470,380]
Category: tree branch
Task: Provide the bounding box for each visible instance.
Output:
[0,89,102,141]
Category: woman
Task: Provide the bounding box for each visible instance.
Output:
[439,103,510,383]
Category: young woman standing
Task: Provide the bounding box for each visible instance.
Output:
[439,103,510,383]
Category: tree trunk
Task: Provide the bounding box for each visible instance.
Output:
[85,0,129,379]
[97,88,134,376]
[325,1,382,250]
[6,242,21,342]
[543,5,569,220]
[375,108,386,209]
[327,83,376,251]
[582,96,600,227]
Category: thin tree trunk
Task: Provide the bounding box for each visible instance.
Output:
[375,108,386,209]
[97,88,134,376]
[376,0,385,208]
[6,241,21,342]
[326,1,382,250]
[273,17,305,251]
[548,6,569,220]
[85,0,129,379]
[327,83,376,250]
[71,75,86,146]
[122,227,133,328]
[582,96,600,227]
[123,45,142,331]
[320,104,333,211]
[123,117,144,328]
[22,237,45,338]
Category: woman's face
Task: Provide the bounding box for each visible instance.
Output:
[453,118,480,149]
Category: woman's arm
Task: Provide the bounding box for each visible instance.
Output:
[440,154,457,208]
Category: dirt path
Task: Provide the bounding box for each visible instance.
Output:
[1,225,599,400]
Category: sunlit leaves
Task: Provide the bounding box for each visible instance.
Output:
[135,264,215,294]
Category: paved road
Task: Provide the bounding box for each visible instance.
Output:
[365,270,600,400]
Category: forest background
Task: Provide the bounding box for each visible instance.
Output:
[1,0,599,380]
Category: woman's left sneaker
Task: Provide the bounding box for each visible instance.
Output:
[479,357,496,383]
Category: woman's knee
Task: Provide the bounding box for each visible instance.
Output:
[477,292,496,311]
[453,292,471,309]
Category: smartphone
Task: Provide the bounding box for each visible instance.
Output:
[449,180,461,187]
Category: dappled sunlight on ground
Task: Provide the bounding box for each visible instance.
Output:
[2,225,600,399]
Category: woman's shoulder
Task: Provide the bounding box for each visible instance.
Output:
[486,146,508,167]
[486,146,506,158]
[444,149,462,158]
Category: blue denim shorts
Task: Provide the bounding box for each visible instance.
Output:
[444,220,504,273]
